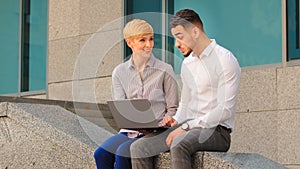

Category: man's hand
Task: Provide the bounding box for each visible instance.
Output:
[166,127,186,147]
[161,116,178,127]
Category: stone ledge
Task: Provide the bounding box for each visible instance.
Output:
[155,152,287,169]
[0,102,114,168]
[0,96,118,133]
[0,102,7,117]
[0,96,112,117]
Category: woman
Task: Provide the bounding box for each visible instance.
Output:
[93,19,179,169]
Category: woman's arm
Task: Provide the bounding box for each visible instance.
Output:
[111,68,126,100]
[163,65,179,116]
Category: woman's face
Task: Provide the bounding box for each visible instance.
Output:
[127,34,154,58]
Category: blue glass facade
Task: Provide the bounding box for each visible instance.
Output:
[0,0,20,94]
[0,0,47,95]
[173,0,282,73]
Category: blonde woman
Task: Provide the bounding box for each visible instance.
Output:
[94,19,178,169]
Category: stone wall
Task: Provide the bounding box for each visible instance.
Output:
[48,0,123,103]
[230,66,300,169]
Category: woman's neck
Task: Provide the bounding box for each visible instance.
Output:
[132,54,150,71]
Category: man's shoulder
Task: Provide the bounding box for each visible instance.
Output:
[213,44,240,72]
[214,45,237,62]
[214,44,232,55]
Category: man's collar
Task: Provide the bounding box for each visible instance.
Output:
[192,39,217,59]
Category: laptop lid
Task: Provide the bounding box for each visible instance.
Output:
[107,99,165,130]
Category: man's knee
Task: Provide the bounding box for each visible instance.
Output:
[130,140,141,157]
[130,139,152,158]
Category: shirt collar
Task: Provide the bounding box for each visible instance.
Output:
[192,39,217,59]
[127,54,155,69]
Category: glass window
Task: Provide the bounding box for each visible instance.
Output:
[125,0,283,74]
[0,0,47,95]
[287,0,300,60]
[173,0,282,72]
[124,0,174,67]
[22,0,47,92]
[124,0,163,60]
[0,0,20,94]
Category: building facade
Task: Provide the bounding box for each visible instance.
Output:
[0,0,299,168]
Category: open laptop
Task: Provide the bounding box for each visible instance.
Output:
[107,99,168,130]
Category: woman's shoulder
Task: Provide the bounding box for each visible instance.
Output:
[112,60,130,75]
[153,57,172,69]
[152,58,175,75]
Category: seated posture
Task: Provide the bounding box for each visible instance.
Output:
[130,9,241,169]
[93,19,178,169]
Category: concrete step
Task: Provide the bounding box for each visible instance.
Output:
[154,152,288,169]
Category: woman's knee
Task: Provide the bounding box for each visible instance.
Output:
[94,147,113,160]
[116,143,131,158]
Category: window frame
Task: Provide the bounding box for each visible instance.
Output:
[123,0,174,66]
[287,0,300,60]
[0,0,48,97]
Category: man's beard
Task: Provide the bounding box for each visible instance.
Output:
[183,50,192,57]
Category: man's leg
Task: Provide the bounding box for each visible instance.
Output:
[170,126,231,169]
[131,128,176,169]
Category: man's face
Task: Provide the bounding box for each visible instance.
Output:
[176,42,192,58]
[171,25,194,57]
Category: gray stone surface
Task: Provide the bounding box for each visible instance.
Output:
[48,0,80,40]
[277,110,300,164]
[277,66,300,110]
[79,0,122,35]
[230,111,279,162]
[48,81,73,101]
[0,96,118,133]
[0,117,11,143]
[207,152,287,169]
[0,102,7,117]
[236,68,277,113]
[48,36,80,83]
[155,152,287,169]
[0,102,114,168]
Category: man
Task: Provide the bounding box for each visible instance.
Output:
[130,9,241,169]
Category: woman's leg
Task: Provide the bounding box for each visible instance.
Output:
[94,133,130,169]
[115,134,144,169]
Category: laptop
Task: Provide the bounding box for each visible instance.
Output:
[107,99,168,130]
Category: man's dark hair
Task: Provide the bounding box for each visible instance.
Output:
[170,9,203,31]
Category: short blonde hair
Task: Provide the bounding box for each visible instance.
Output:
[123,19,153,40]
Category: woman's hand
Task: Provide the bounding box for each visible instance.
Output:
[161,115,178,127]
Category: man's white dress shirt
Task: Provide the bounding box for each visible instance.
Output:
[173,40,241,130]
